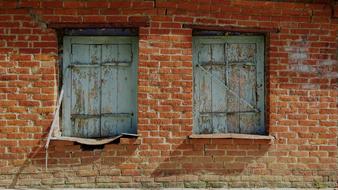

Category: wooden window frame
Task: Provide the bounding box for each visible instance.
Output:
[46,28,140,147]
[62,36,138,138]
[191,34,270,139]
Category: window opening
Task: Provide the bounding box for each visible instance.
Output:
[193,35,265,135]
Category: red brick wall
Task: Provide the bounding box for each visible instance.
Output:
[0,0,337,188]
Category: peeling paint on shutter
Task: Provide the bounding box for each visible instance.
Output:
[63,36,138,138]
[193,36,265,135]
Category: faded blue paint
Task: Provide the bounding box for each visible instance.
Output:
[193,36,265,135]
[63,36,138,138]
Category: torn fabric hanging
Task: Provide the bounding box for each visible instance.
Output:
[44,85,138,169]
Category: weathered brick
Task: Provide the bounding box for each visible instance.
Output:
[0,0,336,188]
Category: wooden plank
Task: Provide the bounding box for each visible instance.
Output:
[256,37,265,134]
[198,44,212,64]
[227,62,240,133]
[196,44,212,134]
[100,42,137,137]
[226,38,265,135]
[102,44,118,63]
[70,44,101,138]
[210,43,227,133]
[89,44,101,65]
[129,37,138,135]
[227,43,256,63]
[116,48,134,134]
[70,67,101,137]
[184,24,280,33]
[101,44,119,136]
[101,45,119,137]
[71,44,90,64]
[239,62,258,134]
[62,37,72,136]
[118,44,132,63]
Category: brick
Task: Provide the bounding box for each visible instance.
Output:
[63,1,84,8]
[0,0,337,188]
[42,1,62,7]
[86,1,109,8]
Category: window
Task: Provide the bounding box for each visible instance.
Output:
[193,36,265,135]
[62,36,138,138]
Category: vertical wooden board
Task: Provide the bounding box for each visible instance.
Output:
[227,64,240,133]
[239,64,256,108]
[100,66,118,137]
[72,118,100,138]
[71,68,85,114]
[102,44,118,63]
[128,38,138,134]
[227,43,256,63]
[72,67,101,137]
[118,44,132,63]
[100,66,117,113]
[198,114,213,134]
[212,115,227,133]
[211,43,225,63]
[70,67,101,137]
[197,62,212,133]
[71,44,90,64]
[255,38,265,134]
[239,112,259,134]
[210,44,227,133]
[101,117,117,137]
[199,70,212,132]
[115,116,133,136]
[117,66,134,134]
[211,66,227,133]
[211,66,227,112]
[89,45,101,64]
[198,44,212,64]
[239,64,259,134]
[70,68,101,114]
[101,66,134,137]
[100,42,136,137]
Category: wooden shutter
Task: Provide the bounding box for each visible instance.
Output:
[193,36,265,135]
[63,37,138,138]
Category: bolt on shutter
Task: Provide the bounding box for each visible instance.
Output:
[193,36,265,135]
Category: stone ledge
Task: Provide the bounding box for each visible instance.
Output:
[189,133,274,140]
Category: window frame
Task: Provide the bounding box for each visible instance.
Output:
[61,36,138,138]
[192,35,266,135]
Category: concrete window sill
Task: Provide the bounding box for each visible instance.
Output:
[189,133,274,140]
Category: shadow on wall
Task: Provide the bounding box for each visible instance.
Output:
[151,138,272,178]
[7,137,271,188]
[8,138,139,188]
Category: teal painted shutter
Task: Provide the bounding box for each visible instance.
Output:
[100,43,136,137]
[63,37,138,138]
[193,36,265,135]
